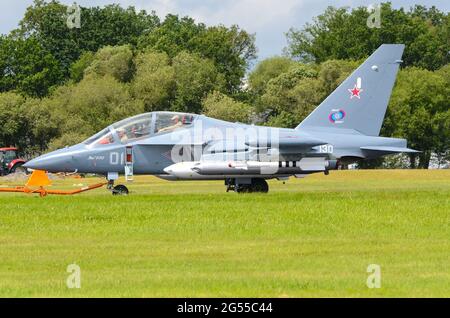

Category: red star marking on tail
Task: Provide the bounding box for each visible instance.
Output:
[348,85,363,99]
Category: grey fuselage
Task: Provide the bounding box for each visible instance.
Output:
[24,45,417,182]
[24,112,409,180]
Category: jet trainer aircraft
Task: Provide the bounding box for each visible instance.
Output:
[24,44,418,194]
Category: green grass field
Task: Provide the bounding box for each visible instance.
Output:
[0,170,448,297]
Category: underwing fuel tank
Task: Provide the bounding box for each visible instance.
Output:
[163,158,338,179]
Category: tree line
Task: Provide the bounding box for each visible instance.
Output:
[0,1,448,168]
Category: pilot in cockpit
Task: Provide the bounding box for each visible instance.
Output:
[158,114,184,133]
[117,128,129,143]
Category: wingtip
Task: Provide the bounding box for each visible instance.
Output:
[380,43,405,48]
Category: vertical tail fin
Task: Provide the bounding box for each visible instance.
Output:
[296,44,404,136]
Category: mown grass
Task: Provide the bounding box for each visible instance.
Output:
[0,170,448,297]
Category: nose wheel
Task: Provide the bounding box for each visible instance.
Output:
[112,184,129,195]
[107,178,129,196]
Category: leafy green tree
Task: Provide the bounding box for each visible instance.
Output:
[172,52,223,114]
[0,92,60,153]
[0,93,29,149]
[248,56,297,95]
[69,51,94,83]
[202,91,252,123]
[318,59,359,94]
[23,97,60,152]
[0,36,63,97]
[131,50,175,112]
[259,64,318,127]
[137,15,203,58]
[192,25,257,92]
[432,65,450,166]
[84,45,134,82]
[266,111,299,128]
[46,75,144,148]
[431,110,450,167]
[138,14,256,93]
[47,131,90,151]
[18,0,159,75]
[255,58,358,128]
[286,3,448,70]
[387,67,448,168]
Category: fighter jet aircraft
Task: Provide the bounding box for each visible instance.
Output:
[24,44,418,194]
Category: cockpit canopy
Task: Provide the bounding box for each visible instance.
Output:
[84,112,197,147]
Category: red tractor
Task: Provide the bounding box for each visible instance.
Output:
[0,147,27,176]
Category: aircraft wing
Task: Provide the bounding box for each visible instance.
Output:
[245,135,326,149]
[132,130,326,156]
[360,146,420,154]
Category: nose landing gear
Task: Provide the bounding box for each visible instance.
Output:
[106,174,129,196]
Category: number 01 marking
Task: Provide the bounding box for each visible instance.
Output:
[110,152,124,165]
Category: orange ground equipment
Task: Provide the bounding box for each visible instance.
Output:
[0,170,106,197]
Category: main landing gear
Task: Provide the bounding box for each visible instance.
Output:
[225,178,269,193]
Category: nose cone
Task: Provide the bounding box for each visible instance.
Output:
[24,145,83,172]
[24,155,71,172]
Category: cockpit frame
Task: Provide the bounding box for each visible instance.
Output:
[84,112,197,148]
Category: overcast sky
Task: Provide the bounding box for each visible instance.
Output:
[1,0,448,61]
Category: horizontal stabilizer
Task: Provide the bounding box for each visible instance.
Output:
[361,146,420,153]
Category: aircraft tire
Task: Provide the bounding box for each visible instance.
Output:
[251,178,269,193]
[235,184,251,193]
[112,185,129,195]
